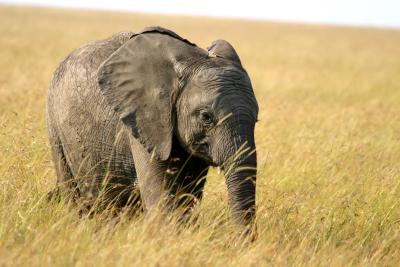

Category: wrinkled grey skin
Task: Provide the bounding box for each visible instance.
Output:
[47,27,259,230]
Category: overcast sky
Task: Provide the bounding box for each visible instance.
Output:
[2,0,400,28]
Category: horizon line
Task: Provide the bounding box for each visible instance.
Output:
[2,2,400,30]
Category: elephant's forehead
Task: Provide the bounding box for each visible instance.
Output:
[215,93,258,116]
[187,68,254,102]
[184,85,258,120]
[192,66,251,89]
[183,66,258,119]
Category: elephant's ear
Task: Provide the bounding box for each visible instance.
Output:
[97,30,202,161]
[207,40,242,66]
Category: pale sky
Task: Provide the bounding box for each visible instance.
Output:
[2,0,400,28]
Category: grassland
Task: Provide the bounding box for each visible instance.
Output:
[0,5,400,266]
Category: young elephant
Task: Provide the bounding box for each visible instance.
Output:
[47,27,259,230]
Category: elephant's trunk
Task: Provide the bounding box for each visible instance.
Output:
[223,146,256,226]
[215,121,257,230]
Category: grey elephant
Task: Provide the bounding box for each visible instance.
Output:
[47,27,259,231]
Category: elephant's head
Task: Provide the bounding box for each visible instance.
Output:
[98,27,258,228]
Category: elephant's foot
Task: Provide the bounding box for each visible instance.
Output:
[46,183,81,206]
[47,187,61,202]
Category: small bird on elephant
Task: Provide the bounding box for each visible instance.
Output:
[47,26,259,235]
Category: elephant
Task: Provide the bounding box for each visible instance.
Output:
[47,26,259,232]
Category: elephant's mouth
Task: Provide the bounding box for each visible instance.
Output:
[194,152,217,167]
[190,142,220,167]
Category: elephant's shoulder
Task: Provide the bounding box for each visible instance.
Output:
[53,32,135,84]
[71,32,135,67]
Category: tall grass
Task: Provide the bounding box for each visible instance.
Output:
[0,5,399,266]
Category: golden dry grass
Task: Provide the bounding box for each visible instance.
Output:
[1,5,400,266]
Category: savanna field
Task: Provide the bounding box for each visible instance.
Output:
[0,5,400,266]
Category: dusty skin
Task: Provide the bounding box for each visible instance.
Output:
[47,26,258,230]
[0,5,400,267]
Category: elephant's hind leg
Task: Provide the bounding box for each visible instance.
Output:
[47,134,78,203]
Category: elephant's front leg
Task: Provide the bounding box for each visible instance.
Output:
[128,135,170,215]
[164,152,209,223]
[129,135,209,219]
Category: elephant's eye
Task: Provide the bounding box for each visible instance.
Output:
[199,110,214,125]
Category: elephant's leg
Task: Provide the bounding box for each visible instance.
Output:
[166,156,209,223]
[128,133,209,220]
[128,135,169,215]
[48,134,78,202]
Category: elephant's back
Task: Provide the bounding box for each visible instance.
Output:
[47,32,137,197]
